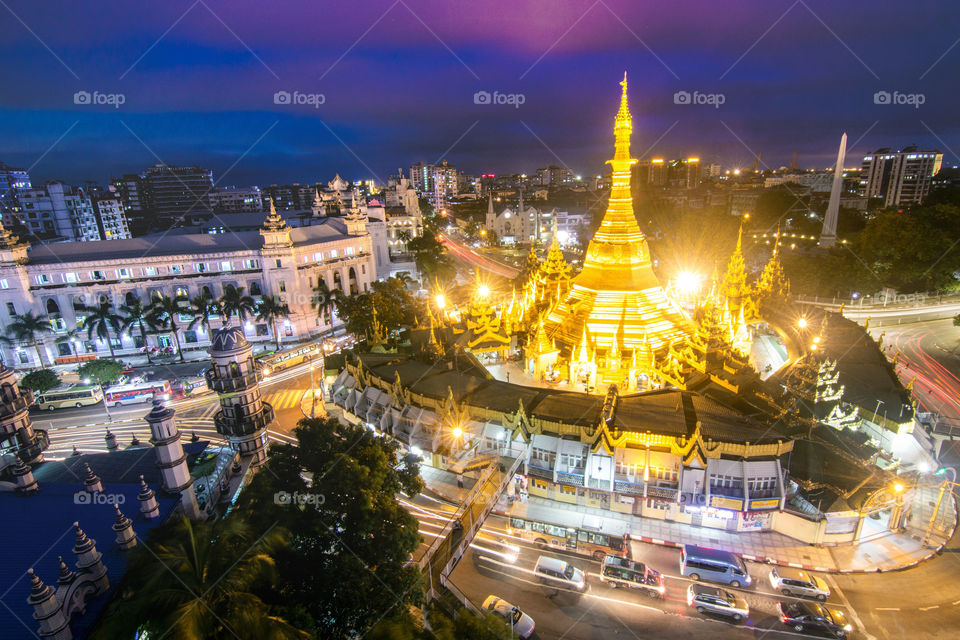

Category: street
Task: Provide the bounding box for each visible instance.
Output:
[38,360,321,458]
[403,492,960,640]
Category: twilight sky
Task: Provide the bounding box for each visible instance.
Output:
[1,0,957,187]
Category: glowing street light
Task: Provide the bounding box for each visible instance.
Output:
[675,271,702,296]
[893,482,905,494]
[435,293,446,310]
[477,284,490,299]
[452,426,463,439]
[797,317,808,329]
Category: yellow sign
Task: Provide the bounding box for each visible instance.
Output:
[749,498,780,510]
[710,496,743,511]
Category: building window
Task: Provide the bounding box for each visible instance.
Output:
[275,259,282,268]
[346,247,354,255]
[0,279,8,289]
[118,268,131,279]
[559,485,576,496]
[143,267,156,277]
[6,302,15,315]
[220,261,232,271]
[329,249,337,258]
[195,263,207,273]
[175,286,188,298]
[91,270,105,280]
[183,330,198,344]
[64,273,78,283]
[361,264,366,274]
[170,264,183,274]
[36,274,50,284]
[278,280,286,293]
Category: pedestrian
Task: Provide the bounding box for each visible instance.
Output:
[457,473,464,489]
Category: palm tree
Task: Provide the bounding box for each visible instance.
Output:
[311,279,337,328]
[118,295,157,363]
[186,291,219,339]
[255,295,291,351]
[79,301,122,359]
[148,293,188,362]
[92,515,309,640]
[54,328,83,363]
[219,285,255,328]
[5,311,52,367]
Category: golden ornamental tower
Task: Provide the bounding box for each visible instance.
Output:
[545,74,695,377]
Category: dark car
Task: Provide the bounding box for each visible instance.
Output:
[777,601,852,638]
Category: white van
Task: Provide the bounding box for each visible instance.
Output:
[533,555,587,592]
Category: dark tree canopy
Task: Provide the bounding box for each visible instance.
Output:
[237,416,425,639]
[19,369,60,393]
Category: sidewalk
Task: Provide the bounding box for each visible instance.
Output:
[417,464,956,574]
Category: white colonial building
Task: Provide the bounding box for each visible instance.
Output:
[485,193,588,247]
[0,205,377,369]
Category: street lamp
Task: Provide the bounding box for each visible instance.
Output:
[477,284,490,299]
[797,317,808,329]
[84,376,111,423]
[435,293,446,311]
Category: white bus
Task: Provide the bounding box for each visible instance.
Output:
[103,381,172,407]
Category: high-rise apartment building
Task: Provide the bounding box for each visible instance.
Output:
[140,163,214,221]
[0,163,32,226]
[409,161,458,207]
[859,146,943,206]
[17,183,130,242]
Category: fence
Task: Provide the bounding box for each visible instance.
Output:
[419,451,527,603]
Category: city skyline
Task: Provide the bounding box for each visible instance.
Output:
[1,0,957,185]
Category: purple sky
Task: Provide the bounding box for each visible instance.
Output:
[0,0,957,186]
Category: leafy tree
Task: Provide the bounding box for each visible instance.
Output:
[92,515,309,640]
[219,285,256,328]
[80,301,123,359]
[311,279,339,330]
[77,359,124,386]
[256,295,291,351]
[186,291,219,337]
[19,369,60,393]
[5,311,52,367]
[118,295,157,363]
[334,276,421,340]
[953,314,960,327]
[237,416,424,639]
[148,293,188,362]
[369,606,515,640]
[407,228,454,284]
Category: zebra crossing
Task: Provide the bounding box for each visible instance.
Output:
[196,388,306,419]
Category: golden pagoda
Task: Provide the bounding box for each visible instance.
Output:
[544,74,695,383]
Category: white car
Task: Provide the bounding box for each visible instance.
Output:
[482,595,535,638]
[769,566,830,601]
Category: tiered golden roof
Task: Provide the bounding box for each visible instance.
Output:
[545,74,695,358]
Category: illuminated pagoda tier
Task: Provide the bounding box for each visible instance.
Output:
[544,74,695,386]
[536,218,572,310]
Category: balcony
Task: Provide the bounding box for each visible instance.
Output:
[709,486,744,500]
[614,474,645,495]
[645,485,679,501]
[205,368,261,393]
[556,468,586,487]
[213,402,274,436]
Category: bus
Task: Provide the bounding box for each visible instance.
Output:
[507,514,631,562]
[35,385,103,411]
[257,343,320,375]
[103,381,172,407]
[600,554,665,597]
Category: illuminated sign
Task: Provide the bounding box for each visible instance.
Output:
[710,496,743,511]
[749,498,780,510]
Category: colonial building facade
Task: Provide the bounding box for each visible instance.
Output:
[0,205,376,368]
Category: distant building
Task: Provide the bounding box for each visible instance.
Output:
[110,173,147,216]
[90,195,132,240]
[859,147,943,206]
[764,171,834,192]
[409,161,458,207]
[0,162,31,226]
[18,183,129,242]
[208,186,264,213]
[484,193,586,246]
[140,163,214,221]
[535,165,574,188]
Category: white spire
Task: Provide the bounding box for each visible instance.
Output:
[819,132,847,248]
